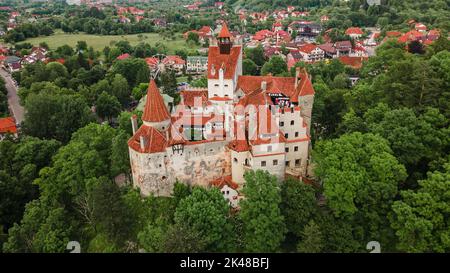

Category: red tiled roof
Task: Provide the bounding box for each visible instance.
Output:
[386,31,402,37]
[207,46,242,79]
[0,117,17,134]
[318,43,336,54]
[218,23,232,38]
[228,139,250,152]
[338,56,368,69]
[180,90,209,107]
[236,70,314,102]
[162,55,186,65]
[142,80,171,123]
[346,27,363,35]
[145,57,159,66]
[211,175,239,190]
[116,53,131,60]
[398,30,423,43]
[128,125,167,153]
[298,43,317,54]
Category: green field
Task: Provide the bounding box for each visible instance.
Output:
[17,30,199,54]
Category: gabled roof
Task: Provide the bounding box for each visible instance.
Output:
[218,23,232,38]
[318,43,336,54]
[298,43,318,54]
[236,70,314,102]
[338,56,368,69]
[116,53,131,60]
[211,175,239,190]
[228,139,250,152]
[180,90,209,107]
[207,46,242,79]
[0,117,17,134]
[345,27,363,35]
[128,125,167,153]
[142,80,171,123]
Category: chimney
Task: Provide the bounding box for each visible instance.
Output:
[131,114,138,135]
[261,81,267,91]
[139,136,146,151]
[295,67,301,88]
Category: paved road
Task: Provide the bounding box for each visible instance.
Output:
[0,69,24,124]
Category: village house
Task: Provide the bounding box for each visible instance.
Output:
[0,117,18,140]
[128,24,315,205]
[335,41,353,56]
[186,56,208,74]
[184,26,213,44]
[297,43,324,63]
[318,43,337,59]
[161,55,186,75]
[21,47,48,65]
[346,27,364,39]
[5,55,22,72]
[288,21,322,42]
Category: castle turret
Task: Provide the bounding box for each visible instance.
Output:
[141,80,171,132]
[218,23,233,55]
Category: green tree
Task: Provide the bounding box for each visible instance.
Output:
[243,59,258,75]
[110,130,131,181]
[296,220,324,253]
[240,170,286,252]
[96,92,121,121]
[173,187,233,252]
[111,74,130,106]
[314,132,407,248]
[281,178,318,237]
[261,56,287,76]
[244,45,265,67]
[23,93,93,143]
[187,32,199,45]
[390,164,450,253]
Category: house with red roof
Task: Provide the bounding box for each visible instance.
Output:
[272,21,283,32]
[145,57,159,72]
[297,43,324,63]
[184,26,213,44]
[162,55,186,75]
[128,24,315,200]
[0,117,18,140]
[415,23,427,33]
[116,53,131,61]
[345,27,364,39]
[338,56,368,69]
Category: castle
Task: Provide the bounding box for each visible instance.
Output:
[128,24,315,206]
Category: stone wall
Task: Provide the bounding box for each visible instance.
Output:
[129,140,232,197]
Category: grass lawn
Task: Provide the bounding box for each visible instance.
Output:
[17,30,199,54]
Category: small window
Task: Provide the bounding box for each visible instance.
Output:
[285,161,290,166]
[295,159,301,166]
[294,146,298,152]
[280,121,284,127]
[295,132,299,137]
[273,160,278,166]
[214,84,219,87]
[290,120,294,125]
[267,145,272,152]
[285,147,289,153]
[261,161,266,167]
[285,133,288,139]
[234,158,238,163]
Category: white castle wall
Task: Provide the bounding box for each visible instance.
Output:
[130,141,232,197]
